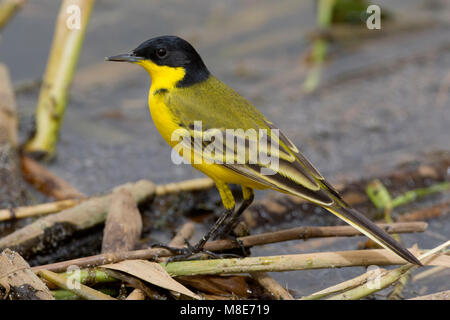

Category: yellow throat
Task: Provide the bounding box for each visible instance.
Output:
[136,60,185,95]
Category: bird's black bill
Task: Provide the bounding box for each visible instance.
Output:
[105,53,143,63]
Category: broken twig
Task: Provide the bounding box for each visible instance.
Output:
[0,198,82,222]
[102,188,143,253]
[0,249,53,300]
[155,178,214,196]
[251,272,294,300]
[409,290,450,300]
[21,155,85,200]
[0,180,155,258]
[327,241,449,300]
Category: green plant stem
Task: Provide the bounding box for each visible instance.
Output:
[299,268,385,300]
[162,249,417,277]
[327,241,449,300]
[391,182,450,208]
[366,180,450,242]
[327,264,414,300]
[302,39,326,93]
[38,269,116,300]
[366,179,398,239]
[24,0,95,159]
[366,179,393,210]
[303,0,335,93]
[52,287,118,300]
[0,0,25,31]
[367,180,450,211]
[60,268,117,285]
[57,248,416,281]
[317,0,336,27]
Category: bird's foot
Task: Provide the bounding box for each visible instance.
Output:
[225,235,251,257]
[151,239,240,262]
[213,222,250,257]
[210,233,250,258]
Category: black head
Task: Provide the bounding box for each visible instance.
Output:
[107,35,210,87]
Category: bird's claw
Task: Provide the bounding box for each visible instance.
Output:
[151,240,240,263]
[212,231,250,257]
[151,242,187,255]
[231,236,250,257]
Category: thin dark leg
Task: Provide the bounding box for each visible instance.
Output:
[192,207,234,251]
[216,187,254,238]
[152,182,240,261]
[152,207,236,261]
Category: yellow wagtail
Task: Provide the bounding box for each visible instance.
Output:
[107,35,421,265]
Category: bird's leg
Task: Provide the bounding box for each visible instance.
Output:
[152,181,238,261]
[151,207,236,260]
[213,187,254,256]
[215,186,254,239]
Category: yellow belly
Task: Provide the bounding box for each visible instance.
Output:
[148,93,267,189]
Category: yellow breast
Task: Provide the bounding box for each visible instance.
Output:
[147,91,266,189]
[142,58,267,189]
[148,92,179,148]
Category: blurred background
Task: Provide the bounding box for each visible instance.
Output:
[0,0,449,298]
[1,0,447,193]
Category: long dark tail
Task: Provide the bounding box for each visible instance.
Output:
[326,205,422,265]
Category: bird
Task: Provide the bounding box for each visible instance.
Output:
[107,35,421,265]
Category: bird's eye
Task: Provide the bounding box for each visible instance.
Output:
[156,48,167,58]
